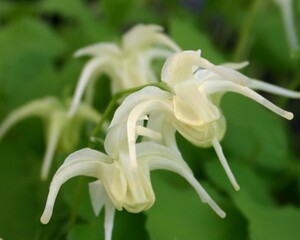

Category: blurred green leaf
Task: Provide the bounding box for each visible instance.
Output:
[205,159,275,206]
[221,93,290,171]
[0,17,64,63]
[0,141,43,240]
[101,0,139,27]
[253,3,294,70]
[234,190,300,240]
[0,17,65,110]
[39,0,117,49]
[146,172,246,240]
[170,18,225,63]
[61,177,96,221]
[206,159,300,240]
[67,221,104,240]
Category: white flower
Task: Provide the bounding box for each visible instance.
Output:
[0,97,101,179]
[40,140,225,240]
[111,50,300,191]
[68,24,181,116]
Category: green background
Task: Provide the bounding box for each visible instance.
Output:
[0,0,300,239]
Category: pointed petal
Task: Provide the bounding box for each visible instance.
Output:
[137,142,192,173]
[161,50,202,86]
[144,48,175,61]
[74,42,121,58]
[248,79,300,98]
[147,113,178,151]
[68,57,113,117]
[141,143,226,218]
[104,199,116,240]
[41,112,66,180]
[0,97,59,139]
[203,80,294,120]
[211,137,240,191]
[109,86,171,128]
[126,99,173,169]
[122,24,180,52]
[89,180,106,216]
[136,126,162,140]
[220,61,249,70]
[40,148,112,224]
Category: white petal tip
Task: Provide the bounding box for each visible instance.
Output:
[40,172,48,181]
[286,112,294,120]
[234,184,241,191]
[40,206,53,224]
[219,211,226,218]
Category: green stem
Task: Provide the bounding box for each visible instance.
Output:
[233,0,264,61]
[90,82,170,140]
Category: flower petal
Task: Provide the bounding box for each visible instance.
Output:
[0,97,59,139]
[68,57,114,116]
[41,112,66,180]
[139,142,226,218]
[40,148,124,224]
[203,80,294,120]
[211,137,240,191]
[248,79,300,98]
[122,24,180,52]
[74,42,121,58]
[89,180,106,216]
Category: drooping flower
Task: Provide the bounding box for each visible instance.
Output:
[68,24,181,116]
[0,97,101,179]
[40,141,225,240]
[110,50,300,191]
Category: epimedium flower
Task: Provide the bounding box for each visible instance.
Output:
[68,24,181,116]
[0,97,101,179]
[110,50,300,192]
[40,139,225,240]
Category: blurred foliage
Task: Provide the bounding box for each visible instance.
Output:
[0,0,300,239]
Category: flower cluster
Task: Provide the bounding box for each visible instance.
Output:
[41,47,300,239]
[1,23,299,240]
[68,24,180,116]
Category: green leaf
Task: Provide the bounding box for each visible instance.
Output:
[102,0,139,27]
[0,17,64,63]
[0,141,44,240]
[221,93,290,171]
[0,17,65,110]
[39,0,117,48]
[61,177,96,221]
[169,18,225,63]
[253,3,294,70]
[205,159,275,206]
[146,172,246,240]
[67,221,104,240]
[233,191,300,240]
